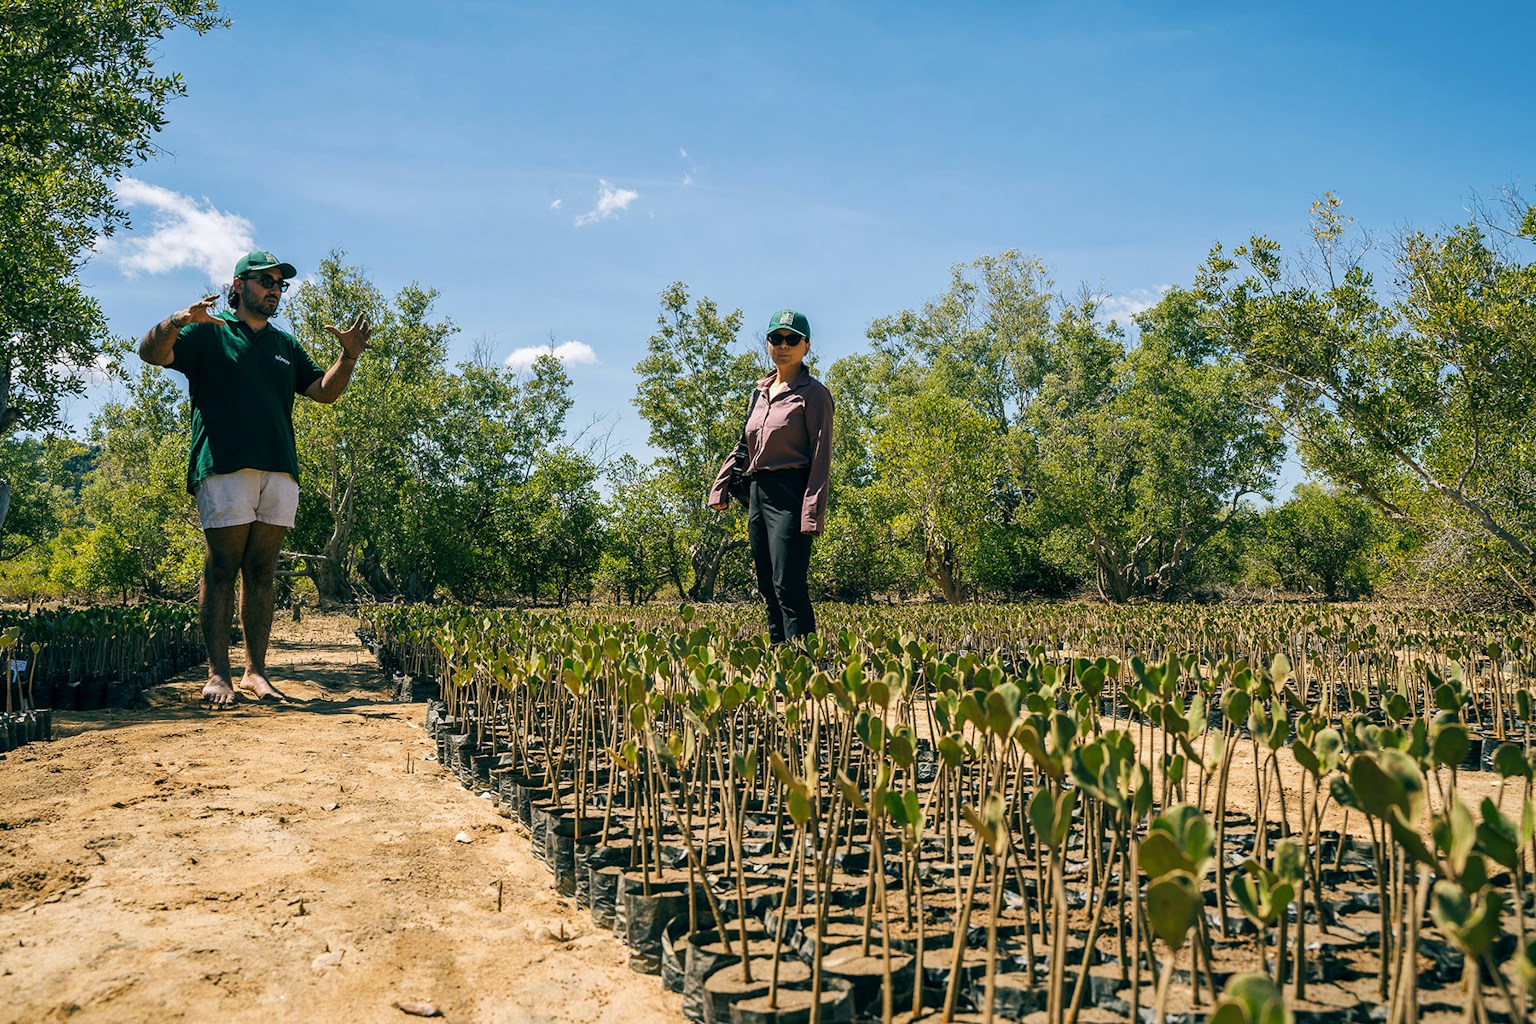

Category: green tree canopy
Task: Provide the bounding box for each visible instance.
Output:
[631,282,759,601]
[1255,484,1382,599]
[1198,194,1536,588]
[287,252,457,603]
[1027,290,1285,601]
[0,1,224,534]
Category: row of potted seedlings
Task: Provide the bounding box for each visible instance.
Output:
[0,603,204,754]
[364,601,1536,1024]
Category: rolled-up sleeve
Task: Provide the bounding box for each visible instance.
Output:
[800,382,834,533]
[708,385,762,507]
[708,441,744,508]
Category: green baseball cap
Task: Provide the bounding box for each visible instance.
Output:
[767,309,810,339]
[233,250,298,280]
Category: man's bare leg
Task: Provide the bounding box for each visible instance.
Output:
[201,524,251,705]
[237,521,289,700]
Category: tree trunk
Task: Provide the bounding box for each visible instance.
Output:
[313,523,352,606]
[664,526,688,598]
[358,539,395,598]
[930,539,965,603]
[0,354,13,541]
[1090,536,1134,603]
[688,522,746,601]
[311,464,357,607]
[0,477,11,551]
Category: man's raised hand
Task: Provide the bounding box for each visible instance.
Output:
[185,294,222,325]
[323,313,373,360]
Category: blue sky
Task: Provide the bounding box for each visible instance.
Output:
[80,0,1535,487]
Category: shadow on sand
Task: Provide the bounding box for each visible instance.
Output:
[45,631,429,740]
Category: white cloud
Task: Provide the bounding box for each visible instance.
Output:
[107,178,256,282]
[1095,285,1173,325]
[682,172,694,186]
[549,198,563,210]
[504,340,599,372]
[574,179,638,227]
[679,147,688,158]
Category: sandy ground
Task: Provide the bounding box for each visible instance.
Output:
[0,613,673,1024]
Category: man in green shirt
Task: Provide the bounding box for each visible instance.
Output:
[139,251,370,705]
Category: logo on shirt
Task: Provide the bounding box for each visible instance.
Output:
[274,354,291,366]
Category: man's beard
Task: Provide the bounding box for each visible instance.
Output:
[239,288,279,317]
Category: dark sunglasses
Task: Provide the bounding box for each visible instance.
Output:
[767,332,803,347]
[241,273,289,292]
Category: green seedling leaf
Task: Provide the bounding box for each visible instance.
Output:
[1131,762,1154,818]
[962,801,998,852]
[985,684,1021,736]
[1051,789,1077,849]
[1223,689,1252,726]
[1315,728,1343,772]
[1139,832,1188,880]
[899,791,924,839]
[1462,852,1489,893]
[1432,723,1470,769]
[958,692,985,731]
[1429,880,1505,957]
[1441,794,1476,875]
[1516,939,1536,999]
[1079,663,1106,699]
[837,773,867,811]
[1233,860,1293,928]
[1216,972,1293,1024]
[769,750,794,786]
[1028,788,1056,848]
[1292,741,1320,776]
[1349,749,1424,823]
[1386,806,1435,866]
[1018,724,1063,780]
[787,789,813,827]
[735,749,758,784]
[1329,775,1360,809]
[1495,742,1532,780]
[932,691,956,732]
[869,676,891,708]
[1248,701,1272,741]
[1165,752,1187,786]
[1273,839,1305,887]
[1146,871,1201,951]
[1206,731,1228,773]
[1049,711,1077,755]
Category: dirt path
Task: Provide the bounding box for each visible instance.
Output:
[0,613,673,1024]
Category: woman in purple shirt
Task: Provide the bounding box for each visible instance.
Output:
[709,310,835,644]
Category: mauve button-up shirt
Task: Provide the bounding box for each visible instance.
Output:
[709,369,835,534]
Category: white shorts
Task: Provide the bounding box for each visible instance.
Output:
[195,470,300,530]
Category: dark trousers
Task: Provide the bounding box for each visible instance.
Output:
[747,469,816,644]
